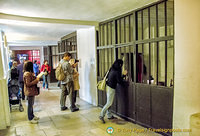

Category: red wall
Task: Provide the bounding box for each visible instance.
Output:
[14,50,40,64]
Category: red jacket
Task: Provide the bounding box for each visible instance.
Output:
[41,64,51,74]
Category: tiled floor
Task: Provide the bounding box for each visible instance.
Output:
[0,85,162,136]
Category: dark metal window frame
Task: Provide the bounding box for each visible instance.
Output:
[97,0,174,87]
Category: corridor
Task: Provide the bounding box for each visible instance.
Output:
[0,84,161,136]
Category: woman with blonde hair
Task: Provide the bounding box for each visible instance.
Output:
[69,59,80,105]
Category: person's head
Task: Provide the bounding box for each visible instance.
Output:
[34,60,37,64]
[44,60,48,65]
[69,59,75,65]
[12,61,18,68]
[23,61,33,73]
[112,59,123,70]
[63,52,72,61]
[19,58,25,64]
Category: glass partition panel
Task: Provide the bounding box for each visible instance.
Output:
[158,41,165,86]
[150,42,157,85]
[158,3,165,37]
[167,40,174,87]
[143,9,149,40]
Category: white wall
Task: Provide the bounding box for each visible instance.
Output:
[77,27,97,106]
[173,0,200,135]
[0,31,10,129]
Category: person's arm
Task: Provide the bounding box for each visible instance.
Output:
[67,63,74,74]
[116,71,124,84]
[116,70,128,85]
[24,73,39,87]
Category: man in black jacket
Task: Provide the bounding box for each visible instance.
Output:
[99,59,128,123]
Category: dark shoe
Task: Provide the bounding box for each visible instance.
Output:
[61,106,68,111]
[108,116,117,120]
[99,116,105,124]
[70,106,79,112]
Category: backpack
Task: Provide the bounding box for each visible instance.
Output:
[55,63,65,81]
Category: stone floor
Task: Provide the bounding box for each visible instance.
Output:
[0,85,162,136]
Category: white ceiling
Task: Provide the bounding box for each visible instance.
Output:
[0,0,158,47]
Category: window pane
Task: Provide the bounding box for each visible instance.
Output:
[143,9,149,40]
[167,1,174,36]
[167,40,174,87]
[56,46,58,54]
[108,48,112,69]
[130,14,133,42]
[158,41,165,86]
[118,47,122,59]
[53,56,59,69]
[104,24,107,45]
[61,41,64,52]
[143,43,149,84]
[121,18,125,43]
[100,50,104,77]
[108,23,111,45]
[158,3,165,37]
[150,6,157,38]
[117,20,120,44]
[137,11,142,40]
[100,25,103,46]
[52,47,55,55]
[150,42,157,85]
[112,21,115,44]
[125,16,130,43]
[105,48,109,72]
[137,44,143,83]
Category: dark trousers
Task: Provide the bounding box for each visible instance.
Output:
[27,96,35,120]
[19,81,25,100]
[73,91,77,103]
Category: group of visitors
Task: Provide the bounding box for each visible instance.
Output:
[8,52,128,125]
[8,58,52,123]
[19,52,79,124]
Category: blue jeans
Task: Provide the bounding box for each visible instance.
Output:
[100,85,115,118]
[43,75,48,88]
[27,96,35,120]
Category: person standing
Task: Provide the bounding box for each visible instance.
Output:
[8,61,18,80]
[69,59,80,106]
[33,60,39,76]
[99,59,128,123]
[17,58,25,100]
[60,52,79,112]
[40,60,51,90]
[23,61,40,124]
[9,58,14,70]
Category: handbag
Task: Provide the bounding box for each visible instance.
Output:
[97,70,109,91]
